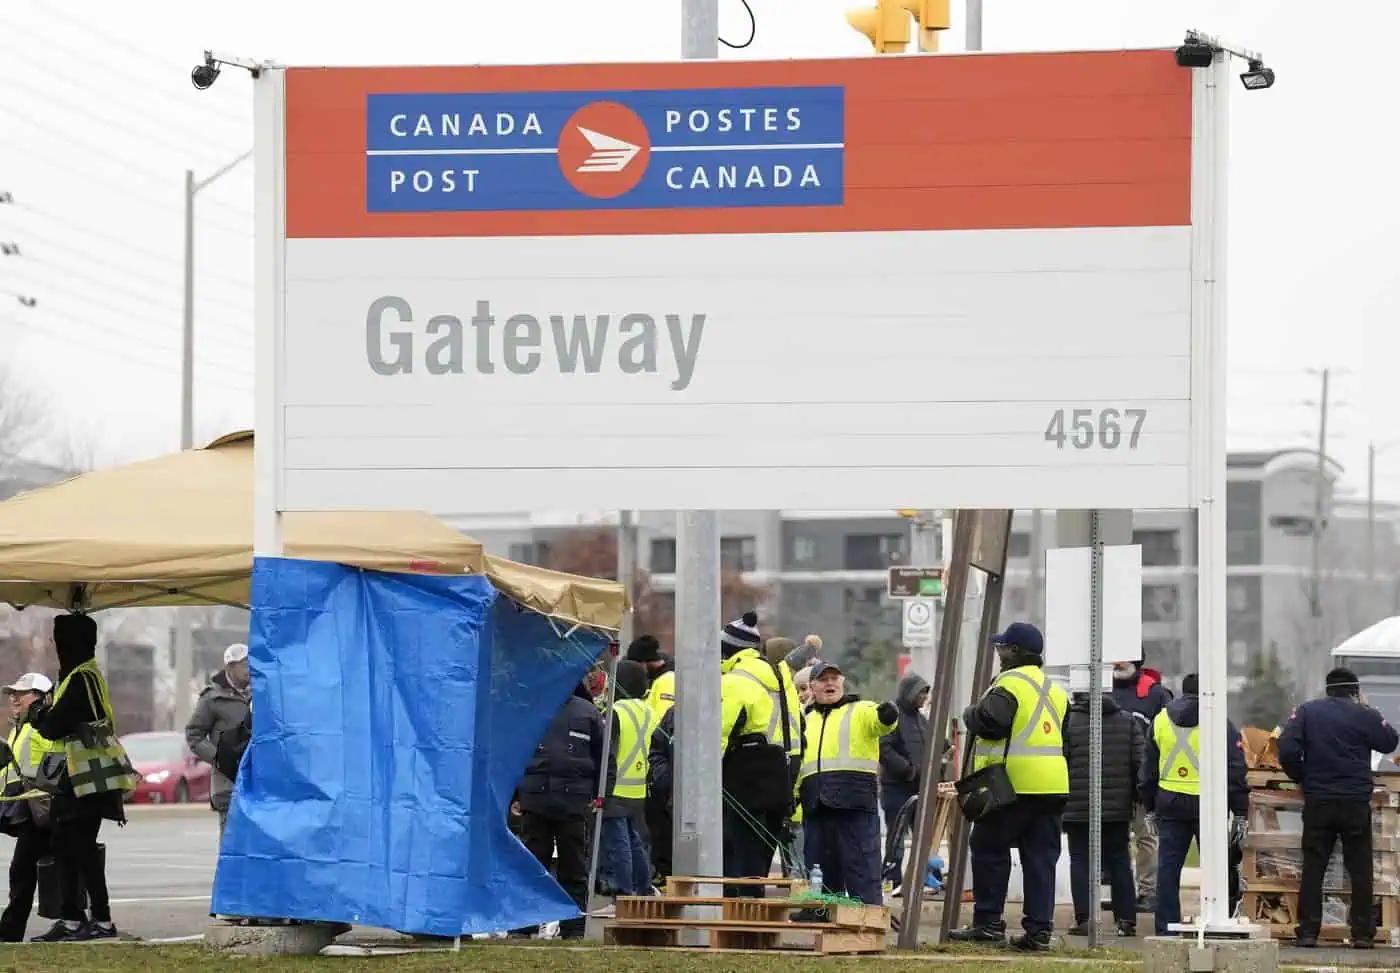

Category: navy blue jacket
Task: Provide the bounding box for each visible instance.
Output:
[1278,694,1399,800]
[1138,694,1249,819]
[517,686,607,818]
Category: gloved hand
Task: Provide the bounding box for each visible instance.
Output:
[877,701,899,726]
[1229,813,1248,847]
[1143,812,1159,838]
[590,797,605,811]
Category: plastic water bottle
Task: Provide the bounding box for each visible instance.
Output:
[809,864,824,894]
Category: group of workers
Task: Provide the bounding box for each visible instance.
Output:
[950,623,1400,951]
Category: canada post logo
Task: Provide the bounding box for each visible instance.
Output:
[365,85,843,213]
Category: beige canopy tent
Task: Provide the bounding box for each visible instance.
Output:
[0,431,624,631]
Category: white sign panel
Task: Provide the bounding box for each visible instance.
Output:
[263,52,1199,514]
[1043,544,1145,667]
[902,598,936,650]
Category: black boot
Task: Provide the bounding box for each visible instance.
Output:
[948,919,1007,943]
[1009,929,1053,952]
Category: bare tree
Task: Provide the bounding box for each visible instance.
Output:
[0,364,45,468]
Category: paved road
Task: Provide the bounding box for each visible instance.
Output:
[0,805,216,942]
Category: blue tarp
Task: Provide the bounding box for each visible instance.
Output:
[210,557,607,936]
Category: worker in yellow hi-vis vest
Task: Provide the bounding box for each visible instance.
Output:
[949,623,1068,953]
[626,634,675,883]
[0,672,57,942]
[600,661,655,896]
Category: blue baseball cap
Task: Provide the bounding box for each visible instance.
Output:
[809,661,844,681]
[992,622,1043,656]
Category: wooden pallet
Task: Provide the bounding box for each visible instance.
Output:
[1242,889,1400,940]
[608,880,889,954]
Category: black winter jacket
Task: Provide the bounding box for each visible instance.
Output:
[1278,693,1399,800]
[1062,694,1144,824]
[648,706,676,811]
[880,673,929,788]
[1138,693,1249,819]
[518,685,606,819]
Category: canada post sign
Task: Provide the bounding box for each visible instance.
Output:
[366,86,844,212]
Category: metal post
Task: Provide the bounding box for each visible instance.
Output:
[671,0,723,895]
[898,511,976,948]
[1189,49,1232,931]
[1310,367,1329,623]
[181,169,195,452]
[1087,511,1104,947]
[682,0,719,59]
[584,645,620,936]
[672,511,722,882]
[909,513,940,680]
[938,521,1010,937]
[1368,443,1377,620]
[1028,511,1044,629]
[965,0,983,51]
[618,510,637,649]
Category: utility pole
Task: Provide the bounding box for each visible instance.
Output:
[174,150,251,733]
[965,0,983,51]
[617,510,638,648]
[1309,368,1329,631]
[672,0,723,893]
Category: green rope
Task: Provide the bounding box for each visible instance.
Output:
[559,634,804,872]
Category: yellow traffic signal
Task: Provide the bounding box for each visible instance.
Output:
[898,0,951,52]
[846,0,911,54]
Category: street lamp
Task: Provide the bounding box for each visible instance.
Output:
[1368,438,1400,619]
[181,150,251,451]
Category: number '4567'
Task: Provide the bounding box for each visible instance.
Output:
[1044,409,1146,449]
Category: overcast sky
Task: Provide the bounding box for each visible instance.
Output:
[1,0,1397,499]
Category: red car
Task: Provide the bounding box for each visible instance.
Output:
[120,731,212,804]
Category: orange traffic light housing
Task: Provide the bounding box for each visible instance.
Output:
[846,0,911,54]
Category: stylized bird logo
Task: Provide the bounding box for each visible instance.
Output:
[574,125,642,174]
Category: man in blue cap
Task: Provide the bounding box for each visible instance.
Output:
[949,621,1068,952]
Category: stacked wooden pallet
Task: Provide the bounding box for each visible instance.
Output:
[604,876,889,954]
[1241,770,1400,942]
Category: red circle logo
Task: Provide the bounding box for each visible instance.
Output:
[1177,767,1189,778]
[1042,720,1052,735]
[557,101,651,199]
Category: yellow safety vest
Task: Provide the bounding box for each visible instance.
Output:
[721,651,802,756]
[612,698,654,801]
[1154,710,1200,796]
[2,723,58,788]
[51,661,139,798]
[797,699,896,782]
[647,670,676,723]
[972,665,1069,796]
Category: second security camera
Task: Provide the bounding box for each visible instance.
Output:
[191,57,221,90]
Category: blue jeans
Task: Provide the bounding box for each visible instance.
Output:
[600,816,651,896]
[1155,817,1197,935]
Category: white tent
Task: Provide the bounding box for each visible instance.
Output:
[1333,617,1400,659]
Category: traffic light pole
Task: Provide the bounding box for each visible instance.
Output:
[671,0,724,901]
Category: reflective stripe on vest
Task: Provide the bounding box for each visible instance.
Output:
[613,699,653,798]
[972,666,1069,796]
[1155,712,1201,795]
[798,704,878,781]
[728,668,801,751]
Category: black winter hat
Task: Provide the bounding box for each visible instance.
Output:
[626,635,662,664]
[1326,667,1361,694]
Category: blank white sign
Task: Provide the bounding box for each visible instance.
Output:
[1043,544,1144,667]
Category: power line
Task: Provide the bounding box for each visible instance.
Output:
[2,219,252,314]
[5,199,251,288]
[0,58,250,170]
[0,106,254,223]
[1,9,252,133]
[1,135,253,237]
[3,271,253,364]
[9,256,252,350]
[1,312,251,390]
